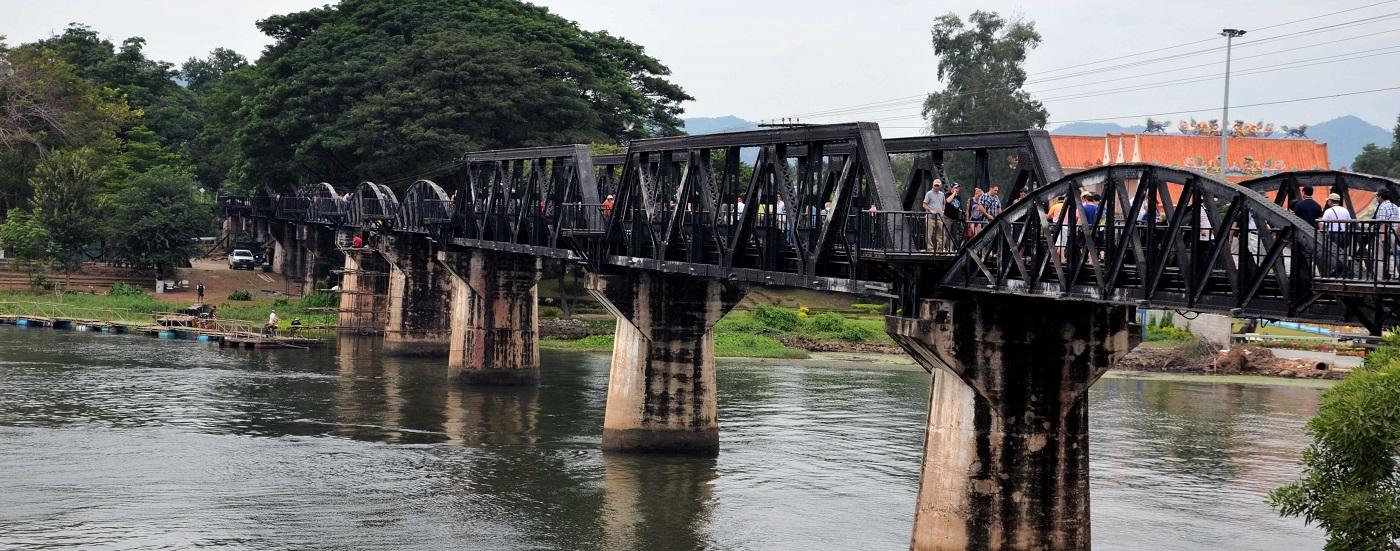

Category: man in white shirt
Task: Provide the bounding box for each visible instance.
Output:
[923,179,947,250]
[1321,193,1352,276]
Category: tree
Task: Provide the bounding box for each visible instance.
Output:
[1352,115,1400,178]
[233,0,691,190]
[921,12,1048,135]
[1269,334,1400,550]
[107,166,212,276]
[28,148,105,272]
[29,25,201,157]
[0,209,51,286]
[0,43,136,213]
[179,47,247,92]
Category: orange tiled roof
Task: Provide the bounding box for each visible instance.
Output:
[1051,133,1330,183]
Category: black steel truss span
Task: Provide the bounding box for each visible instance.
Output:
[939,164,1356,322]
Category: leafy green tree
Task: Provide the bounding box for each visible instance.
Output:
[921,11,1047,134]
[919,12,1046,192]
[107,166,212,276]
[0,209,51,285]
[233,0,691,190]
[1269,334,1400,550]
[0,43,136,212]
[1352,115,1400,178]
[28,25,201,155]
[179,47,247,92]
[28,148,105,271]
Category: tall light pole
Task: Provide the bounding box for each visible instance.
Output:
[1220,28,1246,174]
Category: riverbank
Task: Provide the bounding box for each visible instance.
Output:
[0,289,337,333]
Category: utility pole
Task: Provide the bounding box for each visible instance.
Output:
[1219,28,1246,174]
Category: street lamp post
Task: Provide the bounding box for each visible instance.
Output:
[1220,28,1246,174]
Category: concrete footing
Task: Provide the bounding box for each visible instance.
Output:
[587,271,746,455]
[887,296,1135,551]
[381,237,454,356]
[439,250,542,385]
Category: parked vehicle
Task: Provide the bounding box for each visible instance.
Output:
[229,249,257,270]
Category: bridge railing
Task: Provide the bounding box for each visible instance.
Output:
[857,211,982,255]
[559,203,606,235]
[276,196,309,221]
[1317,220,1400,283]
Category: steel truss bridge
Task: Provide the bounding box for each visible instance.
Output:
[226,122,1400,332]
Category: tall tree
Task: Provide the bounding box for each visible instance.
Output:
[28,25,201,156]
[1352,114,1400,178]
[108,166,212,276]
[0,42,136,212]
[233,0,691,191]
[921,12,1048,134]
[27,148,105,272]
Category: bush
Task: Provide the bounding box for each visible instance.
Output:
[752,305,800,332]
[108,282,146,297]
[1158,312,1175,328]
[1269,333,1400,549]
[300,291,337,309]
[1146,325,1192,342]
[540,306,562,318]
[272,298,290,307]
[836,323,881,342]
[808,312,846,332]
[228,290,252,301]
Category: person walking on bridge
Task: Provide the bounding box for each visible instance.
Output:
[923,180,946,251]
[1292,185,1323,230]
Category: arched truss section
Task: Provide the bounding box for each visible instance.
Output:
[1242,170,1400,218]
[303,182,347,225]
[940,164,1342,321]
[351,181,400,230]
[252,187,278,218]
[882,130,1064,211]
[396,179,453,234]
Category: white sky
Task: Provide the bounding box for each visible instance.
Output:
[3,0,1398,138]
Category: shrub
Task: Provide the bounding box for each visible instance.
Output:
[540,306,562,318]
[228,290,252,301]
[108,282,146,297]
[300,291,337,309]
[272,298,290,307]
[752,305,800,332]
[1145,325,1192,342]
[1159,312,1175,328]
[1269,333,1400,549]
[808,312,846,332]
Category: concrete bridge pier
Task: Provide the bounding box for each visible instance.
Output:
[586,271,747,455]
[887,296,1135,551]
[337,250,390,334]
[379,236,454,356]
[438,249,542,385]
[265,222,340,295]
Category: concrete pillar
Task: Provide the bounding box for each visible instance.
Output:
[380,236,454,356]
[439,249,542,385]
[337,251,389,334]
[586,271,747,455]
[887,296,1135,551]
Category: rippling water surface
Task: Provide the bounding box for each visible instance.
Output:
[0,325,1324,549]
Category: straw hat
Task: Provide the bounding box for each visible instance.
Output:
[1327,193,1342,202]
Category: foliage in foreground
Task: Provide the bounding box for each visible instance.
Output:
[717,305,887,343]
[1269,333,1400,550]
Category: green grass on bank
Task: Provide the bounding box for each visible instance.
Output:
[541,332,810,359]
[0,289,337,331]
[715,305,893,344]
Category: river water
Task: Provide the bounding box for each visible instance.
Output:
[0,325,1325,550]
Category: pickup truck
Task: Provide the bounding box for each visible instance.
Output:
[229,249,257,270]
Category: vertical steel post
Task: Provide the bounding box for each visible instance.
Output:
[1220,28,1246,173]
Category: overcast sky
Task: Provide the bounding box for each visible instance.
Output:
[3,0,1397,138]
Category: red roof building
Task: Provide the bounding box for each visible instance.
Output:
[1051,133,1330,183]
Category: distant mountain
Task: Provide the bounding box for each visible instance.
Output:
[682,116,759,135]
[1308,115,1392,169]
[1051,122,1146,135]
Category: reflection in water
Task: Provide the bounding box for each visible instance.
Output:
[602,454,716,551]
[0,326,1325,550]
